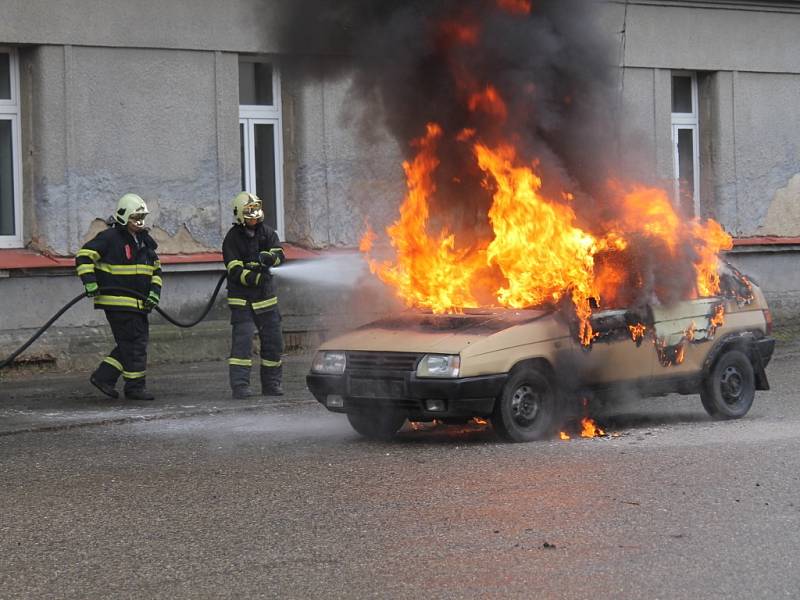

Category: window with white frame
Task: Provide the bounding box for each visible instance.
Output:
[239,57,284,239]
[671,72,699,217]
[0,47,22,247]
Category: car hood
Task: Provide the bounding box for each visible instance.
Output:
[318,309,552,354]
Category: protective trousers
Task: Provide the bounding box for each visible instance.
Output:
[92,311,149,393]
[228,307,283,392]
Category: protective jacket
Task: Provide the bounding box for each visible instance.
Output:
[222,223,285,313]
[75,224,162,313]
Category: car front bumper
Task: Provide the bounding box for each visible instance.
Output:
[306,371,507,418]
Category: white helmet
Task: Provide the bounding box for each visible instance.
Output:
[115,193,149,228]
[232,192,264,225]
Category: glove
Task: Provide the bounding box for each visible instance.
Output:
[144,290,160,310]
[84,282,99,297]
[258,251,277,268]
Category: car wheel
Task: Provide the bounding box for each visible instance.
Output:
[700,349,755,420]
[346,410,406,441]
[492,366,557,442]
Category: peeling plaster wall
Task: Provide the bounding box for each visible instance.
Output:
[282,66,405,249]
[759,174,800,236]
[27,45,240,255]
[607,2,800,237]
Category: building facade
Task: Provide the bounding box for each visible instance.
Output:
[0,0,798,370]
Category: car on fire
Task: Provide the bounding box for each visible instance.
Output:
[306,264,775,442]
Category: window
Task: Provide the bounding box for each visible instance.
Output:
[671,72,699,217]
[0,47,22,247]
[239,57,284,239]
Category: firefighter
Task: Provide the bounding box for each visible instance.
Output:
[75,193,161,401]
[222,192,285,399]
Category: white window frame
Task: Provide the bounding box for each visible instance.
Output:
[0,47,23,248]
[670,71,700,217]
[239,58,284,239]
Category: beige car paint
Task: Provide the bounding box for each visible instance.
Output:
[317,281,769,387]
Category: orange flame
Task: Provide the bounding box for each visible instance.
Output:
[580,417,605,438]
[359,9,734,343]
[497,0,532,15]
[440,21,479,46]
[710,304,725,334]
[692,219,733,297]
[628,323,646,342]
[477,143,606,344]
[468,85,508,121]
[674,344,686,365]
[559,431,571,440]
[364,124,484,313]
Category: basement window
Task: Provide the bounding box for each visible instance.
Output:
[671,72,699,217]
[0,47,22,248]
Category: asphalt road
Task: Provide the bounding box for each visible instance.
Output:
[2,350,800,599]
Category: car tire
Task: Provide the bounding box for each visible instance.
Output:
[346,410,406,441]
[700,349,755,420]
[492,366,557,442]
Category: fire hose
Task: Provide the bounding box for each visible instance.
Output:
[0,272,227,370]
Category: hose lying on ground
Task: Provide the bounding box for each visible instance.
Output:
[0,272,227,370]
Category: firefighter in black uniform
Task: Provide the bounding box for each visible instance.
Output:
[75,193,161,401]
[222,192,285,399]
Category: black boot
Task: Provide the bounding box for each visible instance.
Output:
[125,388,155,401]
[232,386,256,399]
[262,384,283,397]
[90,374,119,399]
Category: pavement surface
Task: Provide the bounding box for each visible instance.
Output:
[0,354,318,436]
[2,341,800,599]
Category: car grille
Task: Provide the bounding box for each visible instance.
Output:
[346,351,422,373]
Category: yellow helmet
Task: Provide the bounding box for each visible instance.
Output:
[114,193,149,228]
[232,192,264,225]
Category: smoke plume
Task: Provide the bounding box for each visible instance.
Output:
[277,0,725,313]
[278,0,618,220]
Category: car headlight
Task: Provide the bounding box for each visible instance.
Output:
[311,351,347,375]
[416,354,460,378]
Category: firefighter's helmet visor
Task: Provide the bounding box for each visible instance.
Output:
[129,212,148,227]
[243,202,263,222]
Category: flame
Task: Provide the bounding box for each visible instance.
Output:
[468,85,508,121]
[710,304,725,334]
[685,321,696,342]
[440,21,480,46]
[472,417,489,426]
[692,219,733,297]
[497,0,532,14]
[559,431,571,440]
[580,417,605,438]
[359,5,735,345]
[628,323,646,342]
[674,344,686,365]
[359,225,376,253]
[364,124,484,313]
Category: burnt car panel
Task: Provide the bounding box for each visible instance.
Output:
[308,265,774,442]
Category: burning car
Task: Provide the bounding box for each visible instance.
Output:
[307,264,774,442]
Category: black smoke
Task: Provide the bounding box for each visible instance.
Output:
[277,0,620,229]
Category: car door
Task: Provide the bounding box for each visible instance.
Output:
[578,306,656,390]
[650,297,722,381]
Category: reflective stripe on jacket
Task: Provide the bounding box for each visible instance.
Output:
[222,223,284,314]
[75,224,161,313]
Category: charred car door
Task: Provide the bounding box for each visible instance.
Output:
[577,306,657,391]
[650,297,724,385]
